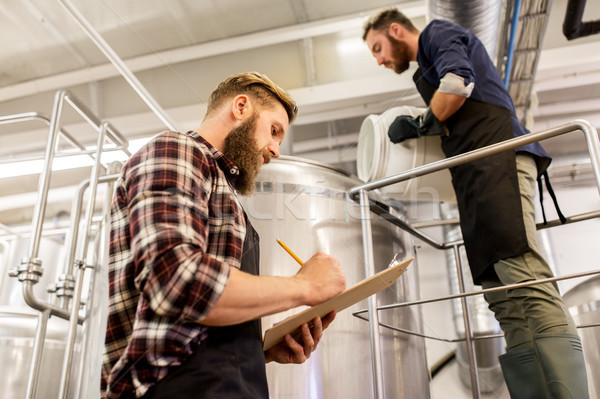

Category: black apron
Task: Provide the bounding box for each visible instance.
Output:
[142,214,268,399]
[413,68,530,284]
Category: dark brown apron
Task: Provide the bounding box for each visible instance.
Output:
[142,214,268,399]
[413,68,530,284]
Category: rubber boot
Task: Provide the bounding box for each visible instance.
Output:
[534,333,590,398]
[499,347,549,398]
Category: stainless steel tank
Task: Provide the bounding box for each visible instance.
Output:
[240,156,430,399]
[0,235,74,398]
[562,274,600,398]
[0,307,73,398]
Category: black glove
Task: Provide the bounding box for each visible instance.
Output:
[387,108,449,144]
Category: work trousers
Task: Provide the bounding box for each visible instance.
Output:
[480,154,577,351]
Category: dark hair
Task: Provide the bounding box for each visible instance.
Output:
[206,72,298,123]
[362,8,418,40]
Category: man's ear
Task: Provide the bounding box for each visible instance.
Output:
[388,22,403,40]
[231,94,251,121]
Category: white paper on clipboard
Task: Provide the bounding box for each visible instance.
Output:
[262,257,413,350]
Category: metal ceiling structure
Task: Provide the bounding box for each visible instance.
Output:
[0,0,599,225]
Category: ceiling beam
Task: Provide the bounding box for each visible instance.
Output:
[0,2,426,103]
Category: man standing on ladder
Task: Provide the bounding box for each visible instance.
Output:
[362,8,589,398]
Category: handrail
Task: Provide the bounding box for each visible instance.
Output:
[353,267,600,319]
[58,0,180,132]
[349,119,600,197]
[4,89,126,399]
[0,111,86,151]
[0,110,129,164]
[349,119,600,399]
[57,122,108,399]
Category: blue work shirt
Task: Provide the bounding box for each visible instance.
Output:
[417,19,550,161]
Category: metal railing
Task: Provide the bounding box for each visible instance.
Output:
[2,90,129,399]
[348,119,600,399]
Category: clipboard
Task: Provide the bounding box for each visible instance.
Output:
[262,257,414,350]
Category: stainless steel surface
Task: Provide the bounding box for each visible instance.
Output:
[58,123,106,399]
[451,244,481,399]
[0,91,124,398]
[0,234,75,399]
[563,274,600,398]
[359,188,384,399]
[1,237,66,308]
[239,156,429,399]
[75,168,118,399]
[0,309,74,399]
[27,90,66,262]
[14,90,129,322]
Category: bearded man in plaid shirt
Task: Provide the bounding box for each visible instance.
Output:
[101,72,346,399]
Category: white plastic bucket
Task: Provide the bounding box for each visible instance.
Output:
[357,106,456,202]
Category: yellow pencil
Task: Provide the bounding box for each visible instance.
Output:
[276,238,304,266]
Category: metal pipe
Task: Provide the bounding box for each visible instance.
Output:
[64,180,90,278]
[452,244,481,398]
[57,0,180,132]
[26,90,66,260]
[580,119,600,195]
[24,309,50,399]
[58,122,107,399]
[1,228,70,240]
[22,274,77,320]
[80,123,108,262]
[349,120,600,196]
[352,313,503,343]
[18,91,121,322]
[20,175,117,319]
[563,0,600,40]
[63,93,131,153]
[0,147,127,165]
[368,200,448,250]
[504,0,522,87]
[76,162,120,399]
[428,0,502,59]
[0,111,86,151]
[536,209,600,230]
[354,315,600,343]
[355,268,600,313]
[57,260,86,399]
[359,189,384,399]
[349,119,599,399]
[353,269,600,342]
[59,174,118,276]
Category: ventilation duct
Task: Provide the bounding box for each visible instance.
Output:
[427,0,503,59]
[563,0,600,40]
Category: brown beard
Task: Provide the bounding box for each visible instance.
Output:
[387,34,410,74]
[223,113,271,196]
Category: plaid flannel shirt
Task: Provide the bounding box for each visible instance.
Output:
[101,131,247,399]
